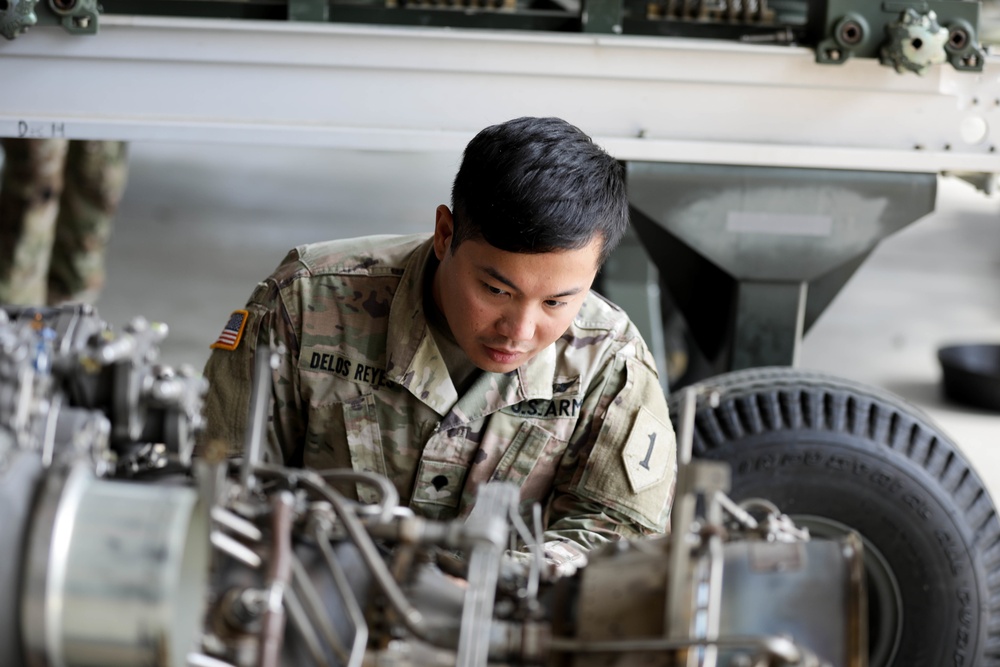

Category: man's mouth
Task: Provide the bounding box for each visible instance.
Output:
[483,345,525,364]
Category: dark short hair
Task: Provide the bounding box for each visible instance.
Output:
[450,117,628,265]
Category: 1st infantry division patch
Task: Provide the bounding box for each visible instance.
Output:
[622,406,675,493]
[211,310,249,351]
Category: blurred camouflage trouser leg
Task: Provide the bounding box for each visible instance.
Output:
[0,138,70,306]
[47,140,129,305]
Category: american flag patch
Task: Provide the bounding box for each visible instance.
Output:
[210,309,249,351]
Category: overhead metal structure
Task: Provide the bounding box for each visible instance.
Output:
[1,17,999,172]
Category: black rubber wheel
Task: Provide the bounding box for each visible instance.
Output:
[668,367,1000,667]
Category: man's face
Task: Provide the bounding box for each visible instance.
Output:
[431,205,603,373]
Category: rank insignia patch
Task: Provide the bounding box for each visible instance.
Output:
[210,310,249,351]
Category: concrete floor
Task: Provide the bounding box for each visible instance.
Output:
[92,141,1000,498]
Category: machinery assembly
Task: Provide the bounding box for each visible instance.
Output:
[0,306,865,667]
[2,0,999,658]
[0,0,990,75]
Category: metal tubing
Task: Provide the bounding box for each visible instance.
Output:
[676,386,697,468]
[282,585,329,666]
[211,506,263,542]
[240,338,273,495]
[257,491,295,667]
[253,464,454,647]
[701,531,725,667]
[297,474,432,641]
[314,469,399,524]
[528,503,543,601]
[187,655,238,667]
[666,386,699,651]
[315,531,369,667]
[547,634,805,663]
[505,503,541,603]
[290,555,351,664]
[715,492,759,530]
[210,531,262,569]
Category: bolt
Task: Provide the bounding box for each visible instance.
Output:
[839,20,863,45]
[949,28,969,50]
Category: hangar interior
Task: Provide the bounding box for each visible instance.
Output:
[4,3,1000,666]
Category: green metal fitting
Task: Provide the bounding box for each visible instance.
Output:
[816,0,985,73]
[0,0,40,40]
[880,8,948,74]
[46,0,99,34]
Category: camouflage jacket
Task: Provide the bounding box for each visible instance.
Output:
[201,234,676,566]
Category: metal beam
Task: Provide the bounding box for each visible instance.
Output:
[2,16,1000,173]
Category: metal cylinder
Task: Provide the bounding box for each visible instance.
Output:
[21,461,210,667]
[0,450,46,667]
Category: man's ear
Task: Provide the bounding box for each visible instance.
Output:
[433,205,454,261]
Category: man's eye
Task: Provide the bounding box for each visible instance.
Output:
[484,283,507,296]
[545,300,568,308]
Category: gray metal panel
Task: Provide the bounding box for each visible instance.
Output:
[624,163,937,372]
[628,163,937,282]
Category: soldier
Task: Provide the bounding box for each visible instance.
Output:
[0,138,129,306]
[201,117,676,573]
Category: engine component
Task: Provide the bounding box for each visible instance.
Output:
[0,0,38,39]
[815,0,985,71]
[0,306,211,667]
[45,0,100,33]
[21,460,209,667]
[0,0,986,76]
[880,8,949,74]
[672,367,1000,667]
[0,306,863,667]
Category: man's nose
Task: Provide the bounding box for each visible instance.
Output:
[497,306,535,342]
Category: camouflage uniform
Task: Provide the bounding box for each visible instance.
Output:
[0,138,129,306]
[202,234,676,569]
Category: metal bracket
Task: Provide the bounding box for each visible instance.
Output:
[46,0,99,33]
[581,0,621,33]
[288,0,329,22]
[816,0,984,72]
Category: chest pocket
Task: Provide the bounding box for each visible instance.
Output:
[491,421,554,487]
[491,421,566,528]
[341,394,388,504]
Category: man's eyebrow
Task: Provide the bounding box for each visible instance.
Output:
[482,266,583,299]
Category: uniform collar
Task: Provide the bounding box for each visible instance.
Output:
[385,236,556,421]
[385,237,457,414]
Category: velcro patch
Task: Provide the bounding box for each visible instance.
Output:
[501,397,583,419]
[410,459,468,508]
[302,347,396,390]
[210,310,249,351]
[622,406,675,493]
